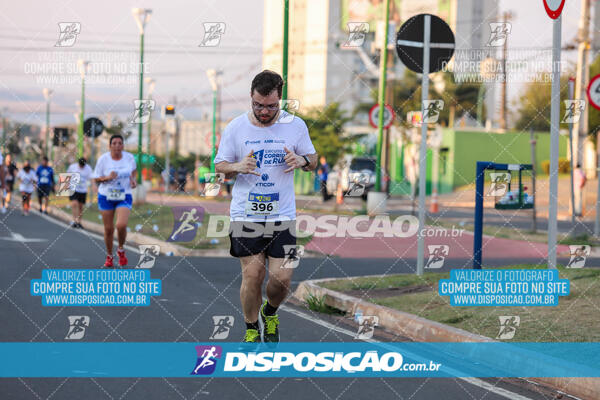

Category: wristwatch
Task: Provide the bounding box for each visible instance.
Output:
[301,155,310,169]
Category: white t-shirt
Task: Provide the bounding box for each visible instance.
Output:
[67,163,94,193]
[93,151,137,197]
[18,169,37,193]
[214,111,316,221]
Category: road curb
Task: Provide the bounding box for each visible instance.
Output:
[45,205,231,258]
[292,276,600,400]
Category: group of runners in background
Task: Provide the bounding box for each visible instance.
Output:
[0,133,136,269]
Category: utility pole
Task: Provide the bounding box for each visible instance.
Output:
[375,0,391,193]
[207,70,222,174]
[77,60,89,159]
[573,0,591,216]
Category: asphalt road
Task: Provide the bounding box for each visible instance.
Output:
[0,209,574,400]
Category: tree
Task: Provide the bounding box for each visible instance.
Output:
[360,69,484,128]
[299,103,352,167]
[513,76,570,132]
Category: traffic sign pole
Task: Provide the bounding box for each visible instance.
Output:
[416,15,431,276]
[548,15,562,269]
[395,13,455,275]
[90,120,96,166]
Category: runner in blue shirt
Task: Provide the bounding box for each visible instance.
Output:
[36,156,55,214]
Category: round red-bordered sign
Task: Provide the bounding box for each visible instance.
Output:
[368,104,395,129]
[543,0,565,20]
[586,74,600,111]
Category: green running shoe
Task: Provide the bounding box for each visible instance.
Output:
[242,328,261,343]
[260,301,279,343]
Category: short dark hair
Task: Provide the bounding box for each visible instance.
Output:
[109,134,124,145]
[251,70,284,98]
[42,156,48,162]
[78,157,86,166]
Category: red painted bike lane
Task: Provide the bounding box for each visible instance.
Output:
[305,229,569,260]
[146,193,568,261]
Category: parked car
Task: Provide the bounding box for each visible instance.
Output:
[327,156,377,200]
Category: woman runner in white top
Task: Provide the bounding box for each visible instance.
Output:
[17,161,37,216]
[93,134,137,268]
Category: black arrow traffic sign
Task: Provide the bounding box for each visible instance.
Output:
[396,13,455,74]
[83,117,104,138]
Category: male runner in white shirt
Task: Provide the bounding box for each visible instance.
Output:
[215,70,317,343]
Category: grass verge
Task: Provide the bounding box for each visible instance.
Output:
[320,265,600,342]
[305,293,345,315]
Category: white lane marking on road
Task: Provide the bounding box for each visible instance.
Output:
[36,211,139,253]
[0,232,47,242]
[279,304,535,400]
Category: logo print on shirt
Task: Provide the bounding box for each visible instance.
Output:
[256,172,274,187]
[252,150,264,168]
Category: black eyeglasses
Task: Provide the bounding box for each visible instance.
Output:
[252,101,279,111]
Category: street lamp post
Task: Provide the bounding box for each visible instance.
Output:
[145,77,155,182]
[132,8,152,185]
[282,0,289,103]
[206,69,222,174]
[374,0,391,192]
[77,60,90,159]
[42,88,53,158]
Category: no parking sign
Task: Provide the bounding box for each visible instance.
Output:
[587,74,600,111]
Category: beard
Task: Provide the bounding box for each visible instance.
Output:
[253,110,278,125]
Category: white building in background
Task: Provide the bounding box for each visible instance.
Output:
[454,0,500,129]
[177,119,227,157]
[262,0,380,114]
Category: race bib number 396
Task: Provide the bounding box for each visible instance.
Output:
[245,192,279,216]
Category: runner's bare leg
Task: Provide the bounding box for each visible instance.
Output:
[115,207,130,249]
[101,209,115,255]
[240,253,266,323]
[266,256,294,307]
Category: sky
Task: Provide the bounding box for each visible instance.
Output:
[0,0,264,127]
[0,0,587,127]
